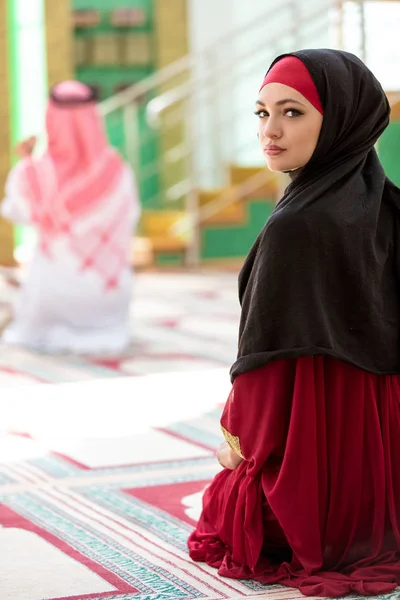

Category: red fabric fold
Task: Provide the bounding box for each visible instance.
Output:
[188,356,400,597]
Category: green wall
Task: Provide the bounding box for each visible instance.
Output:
[378,122,400,186]
[201,200,274,260]
[72,0,160,209]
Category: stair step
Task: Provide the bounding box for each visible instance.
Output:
[229,164,279,198]
[141,210,187,236]
[387,91,400,119]
[139,210,189,258]
[198,188,246,225]
[136,163,280,265]
[150,236,188,252]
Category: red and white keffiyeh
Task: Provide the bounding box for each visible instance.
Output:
[19,81,130,290]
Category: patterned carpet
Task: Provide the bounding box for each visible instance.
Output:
[0,271,398,600]
[0,270,239,384]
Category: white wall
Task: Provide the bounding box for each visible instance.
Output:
[187,0,235,186]
[187,0,234,53]
[341,1,400,91]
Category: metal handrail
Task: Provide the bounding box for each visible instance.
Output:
[146,3,330,125]
[25,3,394,268]
[135,5,328,239]
[133,84,400,213]
[142,4,330,229]
[92,1,372,264]
[97,0,303,116]
[170,171,282,237]
[167,88,400,238]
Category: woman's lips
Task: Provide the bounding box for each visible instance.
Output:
[264,146,286,156]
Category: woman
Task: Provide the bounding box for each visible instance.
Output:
[188,50,400,597]
[1,81,140,354]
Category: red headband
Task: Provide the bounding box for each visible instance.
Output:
[260,56,323,115]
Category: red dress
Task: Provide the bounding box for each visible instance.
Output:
[188,356,400,597]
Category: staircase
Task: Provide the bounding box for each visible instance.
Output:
[136,165,282,268]
[97,0,364,268]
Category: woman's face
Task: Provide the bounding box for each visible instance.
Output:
[256,82,323,172]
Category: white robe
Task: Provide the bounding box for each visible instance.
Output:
[1,162,140,354]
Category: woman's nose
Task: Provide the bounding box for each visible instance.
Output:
[262,118,281,140]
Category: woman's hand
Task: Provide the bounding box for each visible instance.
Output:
[217,441,244,470]
[15,136,36,159]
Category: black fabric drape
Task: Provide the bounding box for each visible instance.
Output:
[231,49,400,381]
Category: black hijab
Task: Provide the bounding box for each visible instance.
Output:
[230,49,400,382]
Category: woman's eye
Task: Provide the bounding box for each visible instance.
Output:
[254,110,268,119]
[285,108,303,118]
